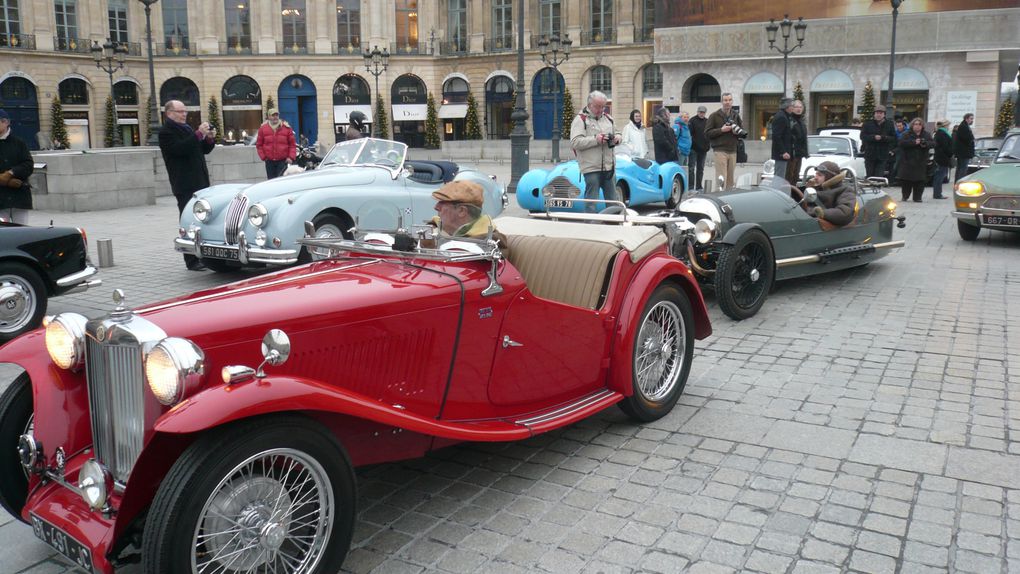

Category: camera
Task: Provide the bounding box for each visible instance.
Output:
[603,132,616,148]
[726,121,747,138]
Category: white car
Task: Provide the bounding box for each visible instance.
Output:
[800,135,866,180]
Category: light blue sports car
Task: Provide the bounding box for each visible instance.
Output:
[516,155,686,212]
[174,138,507,271]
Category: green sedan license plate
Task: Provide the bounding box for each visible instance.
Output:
[982,215,1020,227]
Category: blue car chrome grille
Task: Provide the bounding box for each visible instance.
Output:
[224,195,249,244]
[543,176,580,199]
[85,337,145,484]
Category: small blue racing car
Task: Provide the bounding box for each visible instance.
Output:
[516,155,687,212]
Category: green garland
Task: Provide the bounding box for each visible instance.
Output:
[50,96,70,149]
[104,95,117,147]
[995,96,1015,137]
[860,80,876,120]
[561,86,575,139]
[424,92,441,148]
[465,92,482,140]
[207,96,223,144]
[374,94,389,138]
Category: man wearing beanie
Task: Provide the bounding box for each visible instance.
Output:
[806,161,855,226]
[0,109,35,223]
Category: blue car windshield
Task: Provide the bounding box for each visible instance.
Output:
[319,138,408,170]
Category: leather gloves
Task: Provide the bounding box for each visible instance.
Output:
[812,206,825,219]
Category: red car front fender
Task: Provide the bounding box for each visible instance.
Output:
[607,255,711,395]
[154,375,532,442]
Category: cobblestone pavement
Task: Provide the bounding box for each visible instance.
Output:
[2,170,1018,573]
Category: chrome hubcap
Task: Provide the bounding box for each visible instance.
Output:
[193,448,333,573]
[311,224,343,259]
[0,278,34,333]
[749,268,760,283]
[634,300,686,401]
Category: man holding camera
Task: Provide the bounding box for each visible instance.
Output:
[570,90,621,213]
[705,92,746,190]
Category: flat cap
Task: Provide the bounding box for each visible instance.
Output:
[697,105,708,113]
[874,105,886,112]
[816,161,841,177]
[432,180,484,207]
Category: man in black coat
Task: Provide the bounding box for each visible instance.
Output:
[688,106,710,191]
[0,109,34,224]
[651,107,679,165]
[770,99,794,184]
[953,113,975,183]
[159,100,216,270]
[860,105,897,178]
[159,100,215,215]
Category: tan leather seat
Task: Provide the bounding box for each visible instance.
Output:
[504,235,620,310]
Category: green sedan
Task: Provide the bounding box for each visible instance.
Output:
[954,128,1020,241]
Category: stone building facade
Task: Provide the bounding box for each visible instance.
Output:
[654,5,1020,139]
[0,0,660,150]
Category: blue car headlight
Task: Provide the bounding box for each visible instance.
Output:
[193,199,212,222]
[248,203,269,228]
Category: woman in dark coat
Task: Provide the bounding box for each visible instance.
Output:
[897,117,933,202]
[651,108,679,165]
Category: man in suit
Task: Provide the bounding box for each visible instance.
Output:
[159,99,216,269]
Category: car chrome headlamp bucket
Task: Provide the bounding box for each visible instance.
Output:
[248,203,269,228]
[78,459,112,511]
[17,433,41,471]
[45,313,89,370]
[193,199,212,222]
[144,337,206,406]
[694,219,718,244]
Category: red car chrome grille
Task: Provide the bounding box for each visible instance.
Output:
[85,337,145,484]
[224,195,249,244]
[543,176,580,199]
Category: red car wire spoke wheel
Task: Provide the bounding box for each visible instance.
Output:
[0,372,32,522]
[620,284,694,422]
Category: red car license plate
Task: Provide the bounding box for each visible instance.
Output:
[200,245,240,260]
[30,513,94,572]
[982,215,1020,227]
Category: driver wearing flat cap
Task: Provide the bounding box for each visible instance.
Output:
[806,160,856,227]
[429,180,494,238]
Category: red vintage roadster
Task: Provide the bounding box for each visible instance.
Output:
[0,216,710,573]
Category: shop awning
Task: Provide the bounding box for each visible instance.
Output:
[392,104,428,121]
[333,104,373,124]
[439,104,468,119]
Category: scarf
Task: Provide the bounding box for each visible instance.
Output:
[632,119,642,129]
[267,118,282,131]
[938,127,950,137]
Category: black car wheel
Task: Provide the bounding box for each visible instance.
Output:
[0,262,47,343]
[0,372,32,523]
[300,213,351,262]
[715,229,775,320]
[958,220,981,241]
[665,175,684,209]
[615,180,630,205]
[142,417,356,574]
[619,284,694,422]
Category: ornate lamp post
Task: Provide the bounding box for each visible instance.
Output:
[362,45,390,137]
[508,0,529,194]
[92,39,128,147]
[765,14,807,97]
[886,0,903,113]
[538,33,571,163]
[138,0,161,146]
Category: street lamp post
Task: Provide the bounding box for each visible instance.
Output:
[538,33,571,163]
[138,0,161,146]
[886,0,903,112]
[765,15,807,97]
[508,0,529,194]
[362,45,390,138]
[92,39,128,147]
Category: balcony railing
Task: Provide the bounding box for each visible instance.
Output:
[156,40,193,56]
[55,36,91,53]
[389,41,433,56]
[581,28,616,45]
[219,40,253,55]
[439,39,468,56]
[484,36,514,52]
[636,26,654,43]
[0,33,35,50]
[333,39,362,55]
[122,41,141,56]
[277,41,308,55]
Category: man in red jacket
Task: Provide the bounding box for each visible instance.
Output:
[256,108,296,179]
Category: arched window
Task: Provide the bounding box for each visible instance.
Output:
[160,76,200,106]
[221,75,262,142]
[590,66,612,99]
[59,78,89,105]
[334,74,371,105]
[685,73,721,103]
[113,81,138,106]
[442,77,469,104]
[485,75,515,139]
[222,75,261,106]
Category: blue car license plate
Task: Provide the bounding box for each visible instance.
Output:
[30,513,94,572]
[982,215,1020,227]
[200,245,240,260]
[549,198,573,209]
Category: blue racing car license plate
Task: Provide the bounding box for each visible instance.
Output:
[31,513,94,573]
[982,214,1020,227]
[549,198,573,209]
[200,245,240,260]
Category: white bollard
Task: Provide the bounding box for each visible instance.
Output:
[96,238,114,268]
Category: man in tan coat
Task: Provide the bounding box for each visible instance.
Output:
[570,91,621,213]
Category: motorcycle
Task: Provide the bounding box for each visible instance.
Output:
[296,144,323,170]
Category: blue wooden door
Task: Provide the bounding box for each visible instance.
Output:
[278,75,317,144]
[531,69,563,140]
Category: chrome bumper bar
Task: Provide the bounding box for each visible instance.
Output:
[56,265,102,293]
[174,228,299,265]
[776,241,905,268]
